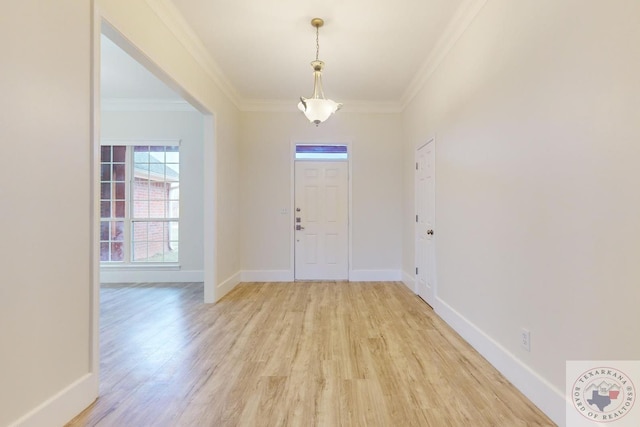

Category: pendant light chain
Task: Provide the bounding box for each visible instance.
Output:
[315,25,320,61]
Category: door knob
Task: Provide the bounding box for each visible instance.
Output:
[296,225,305,231]
[427,229,434,235]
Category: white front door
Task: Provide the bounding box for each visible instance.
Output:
[294,161,348,280]
[415,140,435,305]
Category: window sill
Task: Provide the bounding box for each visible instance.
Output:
[100,263,181,271]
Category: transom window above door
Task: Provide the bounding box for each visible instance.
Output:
[295,144,348,160]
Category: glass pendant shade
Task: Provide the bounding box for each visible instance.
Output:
[298,98,342,126]
[298,21,342,126]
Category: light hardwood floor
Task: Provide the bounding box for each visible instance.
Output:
[67,282,555,426]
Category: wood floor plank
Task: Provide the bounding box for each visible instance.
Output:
[67,282,555,426]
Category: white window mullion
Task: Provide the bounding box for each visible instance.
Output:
[124,146,133,264]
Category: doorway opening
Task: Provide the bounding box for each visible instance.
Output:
[98,30,205,284]
[91,17,218,401]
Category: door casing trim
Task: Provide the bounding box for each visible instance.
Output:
[289,139,353,281]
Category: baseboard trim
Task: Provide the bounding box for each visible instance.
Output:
[241,270,294,282]
[216,271,241,301]
[9,373,97,427]
[239,270,403,282]
[401,270,416,292]
[435,299,565,426]
[100,269,204,283]
[349,269,402,282]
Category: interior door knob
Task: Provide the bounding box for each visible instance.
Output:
[296,225,305,231]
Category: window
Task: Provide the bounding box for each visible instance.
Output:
[100,146,126,262]
[100,144,180,264]
[295,144,348,160]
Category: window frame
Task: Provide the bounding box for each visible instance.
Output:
[99,139,181,266]
[294,143,349,161]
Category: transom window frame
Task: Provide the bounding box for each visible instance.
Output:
[295,143,349,161]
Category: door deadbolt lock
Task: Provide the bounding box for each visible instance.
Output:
[296,217,301,223]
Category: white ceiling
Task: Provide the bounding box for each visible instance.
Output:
[102,0,474,108]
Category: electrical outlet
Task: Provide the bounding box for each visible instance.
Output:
[520,328,531,352]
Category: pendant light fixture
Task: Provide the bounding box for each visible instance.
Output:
[297,18,342,126]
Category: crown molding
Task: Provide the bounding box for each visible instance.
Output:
[333,100,404,114]
[102,98,197,112]
[240,99,403,114]
[145,0,242,109]
[145,0,486,114]
[239,100,298,113]
[400,0,488,109]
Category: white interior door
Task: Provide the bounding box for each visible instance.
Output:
[415,140,435,305]
[295,161,348,280]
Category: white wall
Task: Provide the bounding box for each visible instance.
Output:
[100,109,205,282]
[0,0,242,424]
[240,112,403,280]
[0,2,95,426]
[402,0,640,424]
[98,0,242,301]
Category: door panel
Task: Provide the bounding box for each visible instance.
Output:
[326,234,338,264]
[416,141,435,305]
[295,161,348,280]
